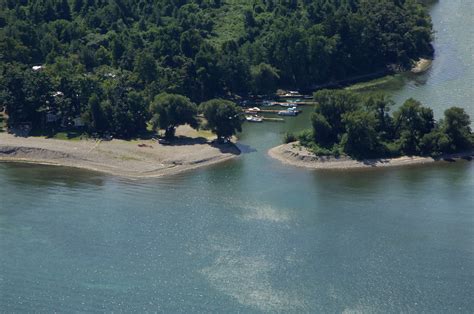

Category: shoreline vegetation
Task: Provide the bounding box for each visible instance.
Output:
[269,142,473,170]
[0,1,454,175]
[0,126,240,178]
[1,0,434,139]
[344,74,404,93]
[344,58,432,93]
[270,89,473,171]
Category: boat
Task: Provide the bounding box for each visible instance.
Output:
[262,100,276,107]
[246,115,263,122]
[280,102,297,107]
[278,107,300,116]
[246,107,261,113]
[280,91,303,98]
[278,110,297,116]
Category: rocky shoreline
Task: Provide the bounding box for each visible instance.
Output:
[268,142,473,170]
[411,58,433,74]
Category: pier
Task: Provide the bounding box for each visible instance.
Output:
[245,109,281,114]
[272,101,317,106]
[263,117,285,122]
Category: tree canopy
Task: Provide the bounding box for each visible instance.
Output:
[149,93,198,138]
[298,90,473,159]
[200,99,243,142]
[0,0,434,137]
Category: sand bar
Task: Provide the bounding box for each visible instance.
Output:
[269,142,473,170]
[0,127,240,178]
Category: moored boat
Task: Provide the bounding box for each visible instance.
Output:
[278,107,300,116]
[246,115,264,122]
[280,102,298,107]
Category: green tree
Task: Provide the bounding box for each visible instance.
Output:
[393,98,434,155]
[313,89,360,139]
[250,63,280,95]
[442,107,473,152]
[0,0,438,139]
[73,0,84,14]
[149,93,198,138]
[180,30,202,58]
[364,93,394,139]
[419,129,451,156]
[56,0,71,20]
[111,36,125,66]
[83,93,107,132]
[103,80,148,137]
[0,65,53,130]
[218,40,250,94]
[311,112,333,147]
[134,52,157,83]
[95,46,111,66]
[300,90,474,158]
[341,110,380,159]
[200,99,243,142]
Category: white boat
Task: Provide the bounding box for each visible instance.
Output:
[246,115,263,122]
[280,102,297,107]
[278,110,297,116]
[281,91,303,98]
[278,107,299,116]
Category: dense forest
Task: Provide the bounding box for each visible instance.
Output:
[0,0,434,137]
[290,90,473,159]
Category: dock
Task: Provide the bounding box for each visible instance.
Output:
[263,117,284,122]
[272,101,317,106]
[245,109,281,114]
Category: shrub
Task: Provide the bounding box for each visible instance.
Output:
[283,132,297,143]
[309,144,333,156]
[297,129,314,147]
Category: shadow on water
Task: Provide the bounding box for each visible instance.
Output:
[235,142,257,154]
[0,162,106,189]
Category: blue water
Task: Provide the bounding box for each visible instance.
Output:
[1,1,473,312]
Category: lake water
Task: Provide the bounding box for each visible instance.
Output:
[1,1,473,312]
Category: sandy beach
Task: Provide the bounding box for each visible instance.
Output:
[269,142,473,170]
[0,127,240,178]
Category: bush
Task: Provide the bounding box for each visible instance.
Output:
[309,144,333,156]
[330,144,343,158]
[283,132,297,143]
[297,129,314,147]
[383,142,402,158]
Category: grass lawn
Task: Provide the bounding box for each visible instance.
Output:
[207,0,248,46]
[345,74,405,93]
[51,131,87,141]
[194,129,215,139]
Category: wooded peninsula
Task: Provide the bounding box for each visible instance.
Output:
[1,0,434,138]
[276,90,473,167]
[1,0,472,173]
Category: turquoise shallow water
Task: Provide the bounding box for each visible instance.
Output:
[1,1,473,312]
